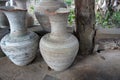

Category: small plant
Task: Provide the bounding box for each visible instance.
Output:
[95,0,120,28]
[68,9,75,25]
[28,5,34,14]
[96,10,120,28]
[96,11,112,28]
[64,0,75,25]
[64,0,73,6]
[112,11,120,27]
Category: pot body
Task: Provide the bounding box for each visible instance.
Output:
[0,1,7,6]
[40,9,79,71]
[0,29,10,58]
[34,0,66,32]
[0,9,39,66]
[40,34,79,71]
[14,0,34,27]
[0,2,9,28]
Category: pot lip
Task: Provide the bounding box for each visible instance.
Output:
[0,6,27,12]
[45,8,70,15]
[56,8,70,14]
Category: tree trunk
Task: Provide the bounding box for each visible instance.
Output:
[75,0,96,55]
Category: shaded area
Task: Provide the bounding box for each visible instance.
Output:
[0,50,120,80]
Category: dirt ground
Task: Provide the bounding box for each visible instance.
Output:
[0,28,120,80]
[0,50,120,80]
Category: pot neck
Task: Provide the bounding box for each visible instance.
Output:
[49,13,69,39]
[15,0,27,9]
[4,10,27,38]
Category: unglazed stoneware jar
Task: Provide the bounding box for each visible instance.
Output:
[0,7,39,66]
[14,0,34,27]
[0,1,9,28]
[34,0,66,32]
[40,8,79,71]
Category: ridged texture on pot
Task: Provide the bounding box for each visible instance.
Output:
[1,32,39,66]
[40,8,79,71]
[0,8,39,66]
[40,33,79,71]
[34,0,67,32]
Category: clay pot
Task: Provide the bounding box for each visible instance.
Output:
[14,0,34,27]
[0,7,39,66]
[40,8,79,71]
[34,0,67,32]
[0,1,9,28]
[0,1,7,6]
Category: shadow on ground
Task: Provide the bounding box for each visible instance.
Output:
[0,50,120,80]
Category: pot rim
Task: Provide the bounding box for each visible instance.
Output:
[45,8,70,15]
[0,6,27,12]
[56,8,70,14]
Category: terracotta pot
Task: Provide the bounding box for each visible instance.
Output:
[34,0,67,32]
[0,1,9,28]
[0,7,39,66]
[40,8,79,71]
[14,0,34,27]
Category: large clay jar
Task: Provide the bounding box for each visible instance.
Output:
[14,0,34,27]
[0,7,39,66]
[0,1,9,28]
[40,8,79,71]
[0,1,7,6]
[34,0,66,32]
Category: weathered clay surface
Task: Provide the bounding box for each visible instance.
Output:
[0,28,9,58]
[0,50,120,80]
[0,8,39,66]
[34,0,66,32]
[40,8,79,71]
[40,33,79,71]
[1,32,39,66]
[14,0,34,27]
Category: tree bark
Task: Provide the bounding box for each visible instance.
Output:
[75,0,96,55]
